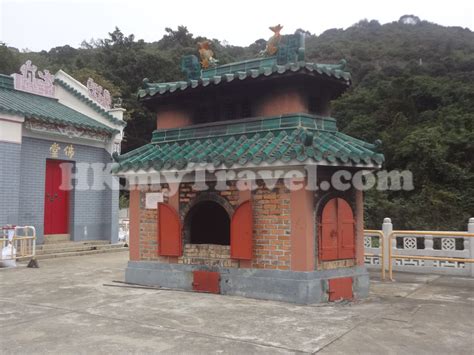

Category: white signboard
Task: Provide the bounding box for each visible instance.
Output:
[145,193,164,209]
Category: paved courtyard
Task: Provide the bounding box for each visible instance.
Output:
[0,252,473,354]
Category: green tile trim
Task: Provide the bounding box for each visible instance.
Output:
[0,74,14,90]
[0,87,118,134]
[112,114,384,173]
[55,79,126,127]
[138,60,351,99]
[150,114,337,144]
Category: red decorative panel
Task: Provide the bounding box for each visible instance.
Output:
[338,199,355,259]
[320,198,338,260]
[230,200,253,260]
[328,277,353,301]
[319,198,355,261]
[44,160,70,234]
[192,271,220,294]
[158,203,182,256]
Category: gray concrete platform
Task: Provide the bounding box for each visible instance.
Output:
[0,252,473,354]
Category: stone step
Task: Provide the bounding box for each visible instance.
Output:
[37,240,109,251]
[36,243,125,255]
[43,234,71,244]
[19,244,128,261]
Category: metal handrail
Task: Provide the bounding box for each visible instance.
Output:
[0,226,36,262]
[388,231,474,280]
[364,229,385,280]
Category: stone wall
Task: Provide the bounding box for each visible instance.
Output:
[0,141,21,226]
[15,137,117,244]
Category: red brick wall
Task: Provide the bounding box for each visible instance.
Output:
[133,180,361,272]
[251,181,291,270]
[254,88,308,117]
[138,185,169,262]
[156,107,192,129]
[178,243,239,268]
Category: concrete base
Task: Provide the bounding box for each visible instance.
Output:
[43,234,70,244]
[125,261,369,304]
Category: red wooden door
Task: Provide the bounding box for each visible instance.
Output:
[338,199,356,259]
[158,203,182,256]
[320,198,338,260]
[328,277,353,301]
[230,200,253,260]
[44,160,69,234]
[319,198,355,261]
[192,271,220,294]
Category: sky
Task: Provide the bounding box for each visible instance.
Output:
[0,0,473,51]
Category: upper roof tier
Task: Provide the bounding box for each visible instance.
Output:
[138,32,351,102]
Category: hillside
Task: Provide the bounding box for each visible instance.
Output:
[1,15,472,230]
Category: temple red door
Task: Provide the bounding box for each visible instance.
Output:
[44,160,69,235]
[158,203,182,256]
[319,198,355,261]
[230,200,253,260]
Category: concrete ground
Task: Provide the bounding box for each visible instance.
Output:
[0,252,473,354]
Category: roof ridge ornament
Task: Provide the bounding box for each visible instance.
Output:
[261,24,283,57]
[86,78,112,109]
[198,40,218,69]
[13,60,55,98]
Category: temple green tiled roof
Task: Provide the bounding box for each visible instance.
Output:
[138,60,351,99]
[112,114,383,173]
[55,78,126,126]
[0,75,118,134]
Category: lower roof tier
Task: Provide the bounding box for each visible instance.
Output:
[112,114,384,173]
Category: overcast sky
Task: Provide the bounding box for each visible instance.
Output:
[1,0,473,51]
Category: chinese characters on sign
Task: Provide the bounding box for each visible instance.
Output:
[49,143,75,159]
[13,60,55,98]
[86,78,112,109]
[49,143,60,158]
[64,144,75,159]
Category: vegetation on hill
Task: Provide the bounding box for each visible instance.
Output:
[1,16,472,230]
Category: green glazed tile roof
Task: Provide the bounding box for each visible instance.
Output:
[138,60,350,99]
[55,79,126,127]
[0,76,118,134]
[112,114,383,173]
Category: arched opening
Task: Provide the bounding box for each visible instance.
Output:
[189,201,230,245]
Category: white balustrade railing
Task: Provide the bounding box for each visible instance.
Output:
[365,218,474,277]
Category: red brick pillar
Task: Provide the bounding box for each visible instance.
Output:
[129,187,140,261]
[167,183,180,263]
[238,188,252,268]
[355,190,365,265]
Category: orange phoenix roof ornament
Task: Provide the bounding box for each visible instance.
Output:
[262,24,283,56]
[198,40,218,69]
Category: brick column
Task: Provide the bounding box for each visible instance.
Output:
[289,179,315,271]
[355,190,365,266]
[167,182,180,263]
[238,188,252,268]
[128,187,140,261]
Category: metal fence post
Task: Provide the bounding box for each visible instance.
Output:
[468,218,474,277]
[382,218,393,273]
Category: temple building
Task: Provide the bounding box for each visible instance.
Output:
[0,61,125,244]
[112,29,384,303]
